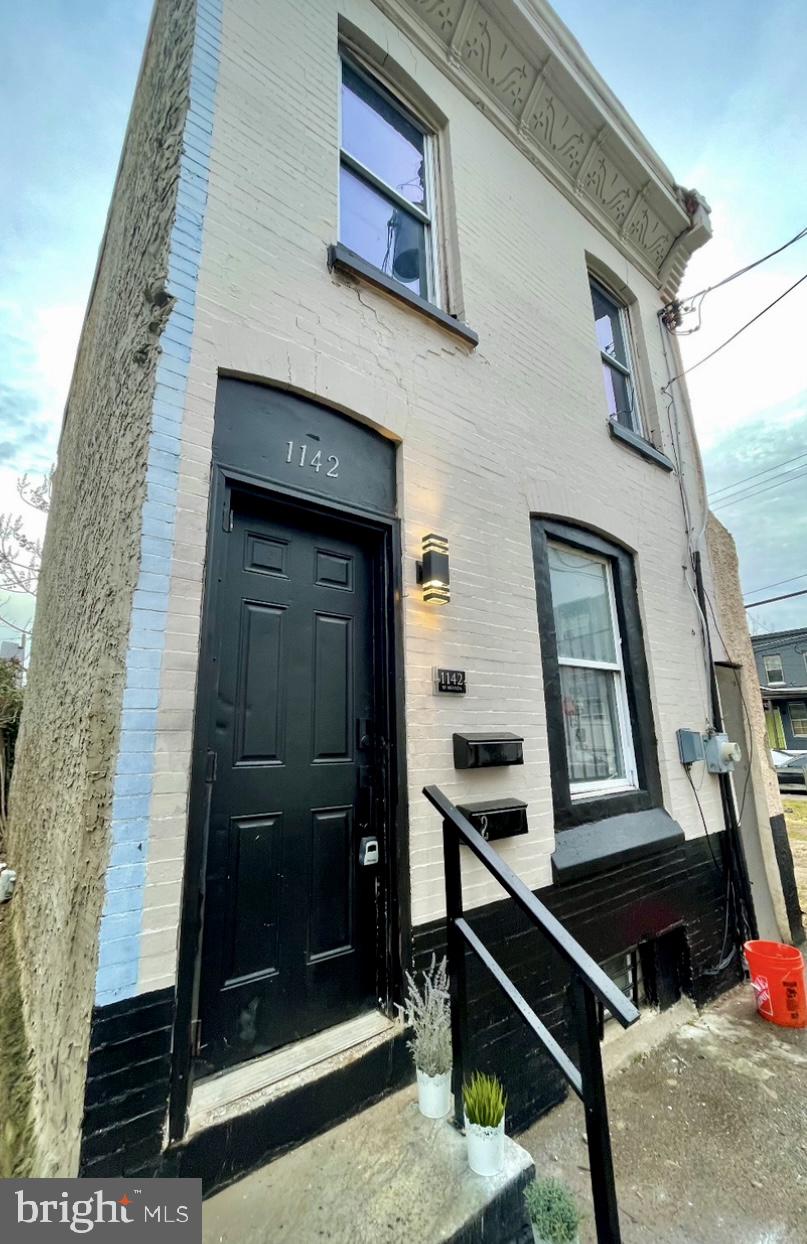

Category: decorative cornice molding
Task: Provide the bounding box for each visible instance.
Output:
[381,0,711,294]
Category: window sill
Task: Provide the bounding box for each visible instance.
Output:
[551,807,684,884]
[327,243,479,347]
[570,781,638,802]
[608,419,674,472]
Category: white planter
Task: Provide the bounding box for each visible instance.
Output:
[416,1068,452,1118]
[464,1112,505,1176]
[532,1233,579,1244]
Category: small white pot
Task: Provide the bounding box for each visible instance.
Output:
[464,1112,505,1176]
[416,1068,452,1118]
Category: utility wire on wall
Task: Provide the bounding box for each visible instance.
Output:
[661,222,807,334]
[661,270,807,393]
[658,228,807,633]
[656,225,784,953]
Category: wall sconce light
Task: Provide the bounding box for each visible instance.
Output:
[416,532,450,605]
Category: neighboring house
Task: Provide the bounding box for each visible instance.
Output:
[753,627,807,751]
[6,0,798,1206]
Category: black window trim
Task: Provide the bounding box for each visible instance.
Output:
[531,516,662,830]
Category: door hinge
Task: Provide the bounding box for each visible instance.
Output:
[205,749,218,783]
[222,498,233,532]
[190,1018,202,1057]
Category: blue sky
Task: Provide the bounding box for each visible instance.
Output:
[1,0,806,639]
[552,0,807,635]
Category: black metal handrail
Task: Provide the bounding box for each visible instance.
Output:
[424,784,639,1244]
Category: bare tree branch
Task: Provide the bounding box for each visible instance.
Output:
[0,471,51,648]
[17,470,52,514]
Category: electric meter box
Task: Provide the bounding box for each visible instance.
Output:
[703,732,742,774]
[676,728,705,766]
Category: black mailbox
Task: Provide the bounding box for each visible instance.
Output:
[457,798,528,841]
[452,732,524,769]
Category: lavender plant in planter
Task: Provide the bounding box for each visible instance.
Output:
[398,954,452,1118]
[523,1177,582,1244]
[463,1071,507,1176]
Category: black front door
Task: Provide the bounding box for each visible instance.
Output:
[197,492,382,1072]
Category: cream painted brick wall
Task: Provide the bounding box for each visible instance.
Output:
[138,0,727,986]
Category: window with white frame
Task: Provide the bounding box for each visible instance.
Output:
[547,541,638,797]
[763,654,785,685]
[589,277,643,434]
[339,55,438,303]
[790,702,807,738]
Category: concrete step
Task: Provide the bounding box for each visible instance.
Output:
[202,1084,534,1244]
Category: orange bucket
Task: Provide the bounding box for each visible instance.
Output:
[744,940,807,1029]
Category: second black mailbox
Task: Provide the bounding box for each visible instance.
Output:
[452,732,524,769]
[457,798,528,841]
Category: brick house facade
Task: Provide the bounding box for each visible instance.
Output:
[7,0,794,1188]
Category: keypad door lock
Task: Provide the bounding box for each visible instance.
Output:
[359,836,379,867]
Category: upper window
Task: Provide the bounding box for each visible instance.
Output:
[763,654,785,685]
[790,702,807,738]
[532,519,661,830]
[589,277,642,434]
[548,542,637,797]
[339,57,437,303]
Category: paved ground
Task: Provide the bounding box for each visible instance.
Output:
[203,1085,533,1244]
[783,795,807,916]
[519,986,807,1243]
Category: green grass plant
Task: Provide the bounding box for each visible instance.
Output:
[462,1071,506,1128]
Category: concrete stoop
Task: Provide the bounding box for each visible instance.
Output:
[202,1084,535,1244]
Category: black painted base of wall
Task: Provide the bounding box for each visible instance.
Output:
[163,1031,412,1194]
[414,832,740,1133]
[80,988,175,1176]
[80,833,739,1191]
[770,813,805,945]
[80,989,411,1195]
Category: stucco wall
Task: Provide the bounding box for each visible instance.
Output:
[6,0,194,1175]
[707,513,789,938]
[114,0,731,1003]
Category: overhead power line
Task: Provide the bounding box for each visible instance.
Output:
[744,571,807,597]
[710,450,807,500]
[712,463,807,509]
[711,463,807,507]
[745,588,807,610]
[669,223,807,310]
[662,270,807,391]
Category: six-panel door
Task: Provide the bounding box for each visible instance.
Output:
[197,493,380,1072]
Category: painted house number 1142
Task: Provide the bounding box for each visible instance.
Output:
[285,441,340,477]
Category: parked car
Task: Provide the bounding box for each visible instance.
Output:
[771,750,807,793]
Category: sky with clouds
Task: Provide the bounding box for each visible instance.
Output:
[1,0,806,642]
